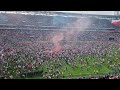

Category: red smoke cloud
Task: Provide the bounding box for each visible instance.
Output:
[46,17,91,54]
[46,32,64,54]
[115,43,120,46]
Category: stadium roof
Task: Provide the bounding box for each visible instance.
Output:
[55,11,115,15]
[0,11,120,19]
[0,11,116,16]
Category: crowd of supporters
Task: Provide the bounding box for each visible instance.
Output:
[0,28,120,79]
[0,13,120,79]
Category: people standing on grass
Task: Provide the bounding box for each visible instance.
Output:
[0,29,120,79]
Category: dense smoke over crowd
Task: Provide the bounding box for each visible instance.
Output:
[48,17,92,54]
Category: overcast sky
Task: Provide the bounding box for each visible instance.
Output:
[57,11,115,15]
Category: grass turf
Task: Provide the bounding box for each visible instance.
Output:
[6,44,115,79]
[24,45,120,79]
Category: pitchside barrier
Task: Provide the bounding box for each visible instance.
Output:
[61,71,120,79]
[20,70,43,78]
[0,71,119,79]
[0,76,4,79]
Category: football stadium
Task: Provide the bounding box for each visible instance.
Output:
[0,11,120,79]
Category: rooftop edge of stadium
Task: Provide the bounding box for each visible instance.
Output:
[0,11,120,19]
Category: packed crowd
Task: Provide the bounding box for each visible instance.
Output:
[0,28,120,79]
[77,31,120,42]
[89,18,116,28]
[0,13,120,79]
[0,13,53,26]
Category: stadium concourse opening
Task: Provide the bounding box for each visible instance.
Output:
[0,11,120,79]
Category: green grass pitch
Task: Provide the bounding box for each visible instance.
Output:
[25,45,120,79]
